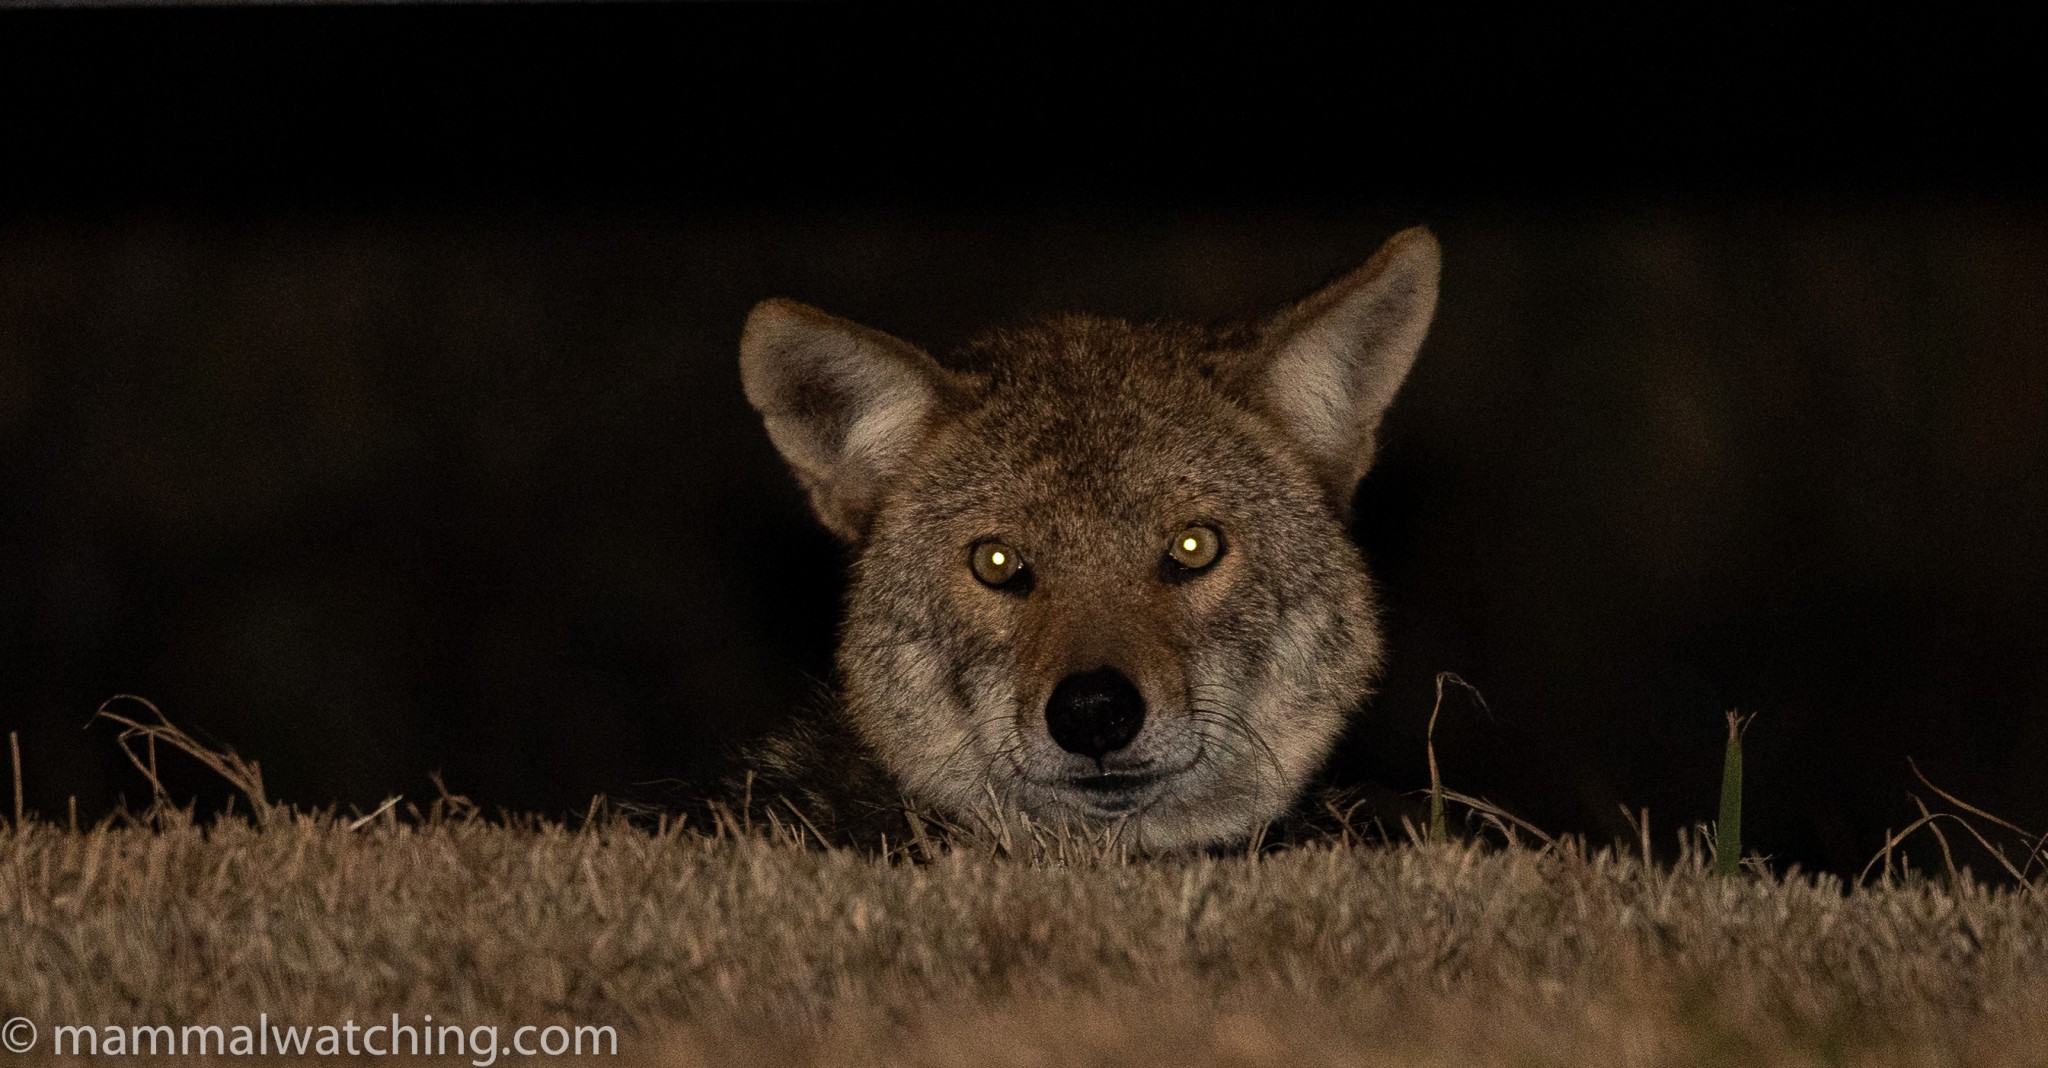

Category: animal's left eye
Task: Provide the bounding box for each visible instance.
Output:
[1163,525,1224,576]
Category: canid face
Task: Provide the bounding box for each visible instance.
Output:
[741,228,1439,849]
[844,318,1380,847]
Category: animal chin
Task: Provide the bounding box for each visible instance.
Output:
[1061,770,1170,814]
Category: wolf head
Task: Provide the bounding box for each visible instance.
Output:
[740,228,1439,849]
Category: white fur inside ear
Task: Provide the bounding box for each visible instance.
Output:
[739,299,947,539]
[1267,335,1360,464]
[841,374,935,474]
[1262,228,1440,488]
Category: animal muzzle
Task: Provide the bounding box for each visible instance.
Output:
[1043,666,1147,759]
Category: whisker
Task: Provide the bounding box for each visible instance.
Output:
[1184,700,1287,793]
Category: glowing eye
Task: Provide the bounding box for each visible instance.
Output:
[1166,525,1223,572]
[971,541,1026,588]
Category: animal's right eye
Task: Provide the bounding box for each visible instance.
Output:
[970,540,1030,590]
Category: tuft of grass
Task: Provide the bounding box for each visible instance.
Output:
[89,694,271,827]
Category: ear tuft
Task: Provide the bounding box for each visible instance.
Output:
[739,299,952,541]
[1257,226,1440,504]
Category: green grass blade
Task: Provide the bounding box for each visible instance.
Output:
[1716,711,1752,876]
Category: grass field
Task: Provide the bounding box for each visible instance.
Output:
[5,798,2047,1067]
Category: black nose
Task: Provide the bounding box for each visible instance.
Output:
[1044,667,1147,759]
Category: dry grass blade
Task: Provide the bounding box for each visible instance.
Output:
[1618,804,1654,862]
[1909,756,2047,880]
[1424,672,1489,845]
[1426,676,1447,843]
[1909,757,2035,840]
[1851,759,2042,889]
[777,795,832,850]
[1438,787,1556,850]
[1919,808,2027,885]
[427,769,480,823]
[1912,795,1961,882]
[1321,794,1375,847]
[347,794,404,832]
[8,729,20,827]
[1859,809,2029,887]
[903,806,937,860]
[1864,815,1931,885]
[89,694,270,827]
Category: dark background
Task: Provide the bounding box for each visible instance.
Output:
[2,8,2042,875]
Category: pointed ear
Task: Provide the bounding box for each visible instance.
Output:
[739,299,955,541]
[1256,226,1440,505]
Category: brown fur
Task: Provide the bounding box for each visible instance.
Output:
[738,228,1440,849]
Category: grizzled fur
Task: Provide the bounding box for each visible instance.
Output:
[736,228,1440,850]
